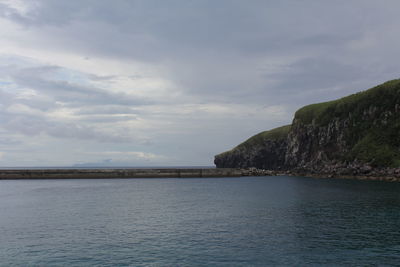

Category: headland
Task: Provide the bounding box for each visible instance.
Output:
[215,79,400,181]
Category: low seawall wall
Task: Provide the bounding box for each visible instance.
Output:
[0,168,244,179]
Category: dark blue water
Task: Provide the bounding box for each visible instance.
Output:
[1,176,400,266]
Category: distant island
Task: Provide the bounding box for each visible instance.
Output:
[215,79,400,181]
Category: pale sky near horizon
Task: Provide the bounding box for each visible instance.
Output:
[0,0,399,167]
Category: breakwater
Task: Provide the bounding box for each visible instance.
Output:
[0,168,250,180]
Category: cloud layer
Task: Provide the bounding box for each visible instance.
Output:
[0,0,399,166]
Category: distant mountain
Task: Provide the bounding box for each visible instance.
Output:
[215,79,400,177]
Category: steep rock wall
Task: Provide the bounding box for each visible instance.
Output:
[215,79,400,174]
[214,138,287,169]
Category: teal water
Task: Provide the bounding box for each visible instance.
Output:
[0,176,400,266]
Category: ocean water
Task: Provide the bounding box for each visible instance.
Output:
[0,176,400,266]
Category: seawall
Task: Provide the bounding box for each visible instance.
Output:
[0,168,247,180]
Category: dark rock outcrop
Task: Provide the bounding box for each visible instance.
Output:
[215,79,400,177]
[214,137,288,170]
[215,125,290,170]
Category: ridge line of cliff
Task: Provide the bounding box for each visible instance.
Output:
[214,79,400,178]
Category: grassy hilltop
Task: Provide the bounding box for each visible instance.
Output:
[294,79,400,167]
[218,125,291,155]
[216,79,400,169]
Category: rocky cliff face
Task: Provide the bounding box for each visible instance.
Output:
[214,138,288,170]
[215,79,400,175]
[214,125,290,170]
[284,117,351,170]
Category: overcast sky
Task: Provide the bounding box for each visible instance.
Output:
[0,0,399,167]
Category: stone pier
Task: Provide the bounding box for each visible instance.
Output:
[0,168,246,179]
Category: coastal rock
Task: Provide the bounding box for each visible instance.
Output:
[214,125,289,170]
[215,79,400,178]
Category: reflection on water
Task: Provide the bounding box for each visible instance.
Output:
[0,176,399,266]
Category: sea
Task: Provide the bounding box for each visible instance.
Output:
[0,176,399,266]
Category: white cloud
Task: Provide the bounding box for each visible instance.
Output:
[85,151,163,160]
[0,0,399,166]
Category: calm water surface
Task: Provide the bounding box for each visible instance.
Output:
[1,176,400,266]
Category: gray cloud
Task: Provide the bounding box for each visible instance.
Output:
[10,66,154,107]
[0,0,400,166]
[0,1,369,62]
[3,111,134,143]
[75,106,141,115]
[0,62,150,145]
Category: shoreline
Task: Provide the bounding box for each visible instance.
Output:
[291,173,400,182]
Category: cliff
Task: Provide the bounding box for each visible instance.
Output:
[214,125,290,170]
[215,79,400,177]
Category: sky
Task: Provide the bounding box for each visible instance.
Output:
[0,0,399,167]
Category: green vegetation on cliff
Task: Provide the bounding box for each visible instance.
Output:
[217,125,291,157]
[236,125,291,149]
[216,79,400,169]
[295,79,400,126]
[295,79,400,167]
